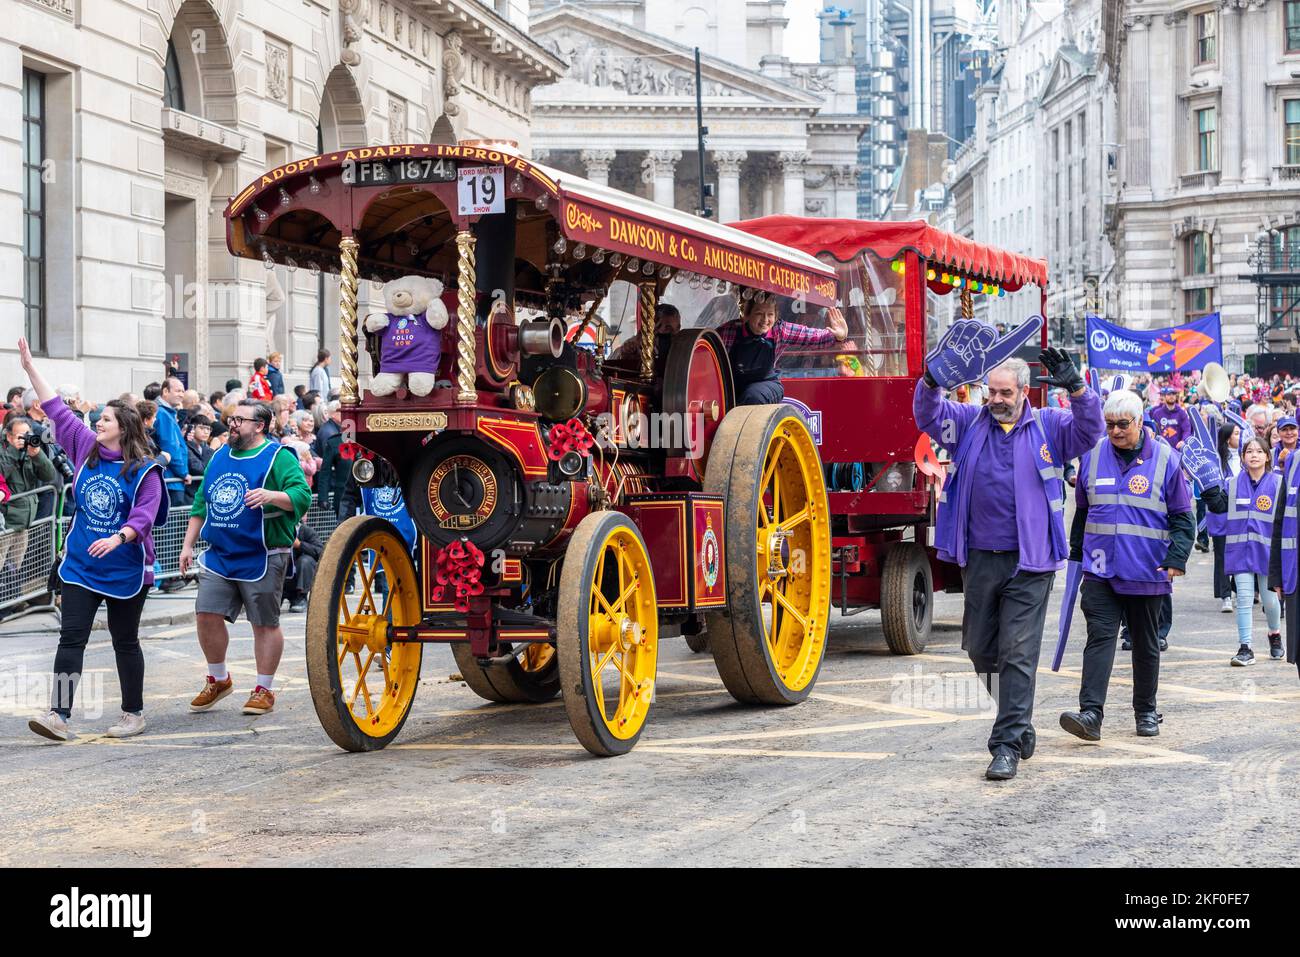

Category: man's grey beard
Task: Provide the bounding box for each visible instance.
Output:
[989,398,1022,424]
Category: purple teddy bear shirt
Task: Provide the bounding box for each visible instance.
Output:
[382,310,442,375]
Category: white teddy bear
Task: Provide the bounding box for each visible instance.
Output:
[364,275,448,397]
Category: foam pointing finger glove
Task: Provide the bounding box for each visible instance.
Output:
[1036,347,1085,394]
[923,315,1043,390]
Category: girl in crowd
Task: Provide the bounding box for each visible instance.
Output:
[18,338,168,741]
[1226,437,1283,666]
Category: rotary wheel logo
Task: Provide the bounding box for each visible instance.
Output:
[1256,494,1273,513]
[1039,443,1052,464]
[701,519,720,589]
[1128,474,1150,495]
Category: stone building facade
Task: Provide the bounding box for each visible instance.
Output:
[527,1,866,223]
[2,0,561,397]
[1109,0,1300,362]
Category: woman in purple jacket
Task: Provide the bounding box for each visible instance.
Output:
[18,338,167,742]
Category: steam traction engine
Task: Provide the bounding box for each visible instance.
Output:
[223,142,838,755]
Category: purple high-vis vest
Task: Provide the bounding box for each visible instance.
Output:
[1081,435,1175,585]
[1223,470,1281,576]
[381,310,442,374]
[935,406,1068,571]
[1280,451,1300,593]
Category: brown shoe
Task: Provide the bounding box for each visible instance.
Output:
[241,686,275,715]
[189,676,234,713]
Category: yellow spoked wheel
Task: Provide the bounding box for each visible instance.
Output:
[556,511,659,756]
[306,516,423,751]
[450,639,560,703]
[704,404,831,705]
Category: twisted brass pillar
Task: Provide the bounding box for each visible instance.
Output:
[338,236,360,406]
[638,282,657,382]
[961,285,973,320]
[455,230,478,405]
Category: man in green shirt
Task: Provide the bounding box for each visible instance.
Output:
[179,401,311,716]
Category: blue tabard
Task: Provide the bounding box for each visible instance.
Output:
[199,441,281,582]
[60,458,165,599]
[361,485,417,552]
[1081,436,1175,585]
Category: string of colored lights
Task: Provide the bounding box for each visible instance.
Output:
[889,258,1007,297]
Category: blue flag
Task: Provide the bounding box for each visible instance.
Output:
[1085,313,1223,373]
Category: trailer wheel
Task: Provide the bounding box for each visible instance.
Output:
[704,404,831,705]
[880,541,932,655]
[306,516,423,752]
[556,511,659,756]
[684,633,709,654]
[450,641,560,703]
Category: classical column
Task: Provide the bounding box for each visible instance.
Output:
[1166,11,1188,191]
[832,164,860,218]
[714,151,746,222]
[580,149,616,187]
[1219,1,1242,183]
[1242,0,1271,183]
[778,151,810,216]
[1122,15,1153,197]
[640,150,681,207]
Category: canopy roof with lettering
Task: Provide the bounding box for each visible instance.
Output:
[223,143,837,306]
[730,216,1049,293]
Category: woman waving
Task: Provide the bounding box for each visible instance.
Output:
[19,338,168,741]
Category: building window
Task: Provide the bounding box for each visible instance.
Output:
[1186,231,1213,275]
[22,69,45,356]
[1078,111,1087,147]
[1186,287,1214,319]
[1286,100,1300,166]
[1196,107,1217,170]
[1270,227,1300,327]
[164,39,185,111]
[1195,10,1217,65]
[1287,1,1300,53]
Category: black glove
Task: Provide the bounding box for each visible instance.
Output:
[1202,485,1229,514]
[1036,347,1085,394]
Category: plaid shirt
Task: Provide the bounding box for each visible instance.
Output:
[714,319,838,364]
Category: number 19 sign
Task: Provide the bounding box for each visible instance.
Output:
[457,165,505,216]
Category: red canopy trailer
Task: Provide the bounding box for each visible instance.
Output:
[729,217,1049,654]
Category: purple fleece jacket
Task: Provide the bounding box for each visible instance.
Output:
[43,398,163,583]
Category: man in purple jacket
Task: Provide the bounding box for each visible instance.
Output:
[1153,387,1191,449]
[915,348,1104,780]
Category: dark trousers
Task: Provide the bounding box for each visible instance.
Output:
[1079,579,1162,719]
[1212,535,1233,599]
[960,549,1055,756]
[737,379,784,405]
[1195,498,1209,547]
[1119,593,1172,643]
[283,554,318,601]
[51,581,149,717]
[1282,590,1300,681]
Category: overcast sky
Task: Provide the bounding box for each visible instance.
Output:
[785,0,821,62]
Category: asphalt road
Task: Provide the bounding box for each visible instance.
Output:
[2,546,1299,868]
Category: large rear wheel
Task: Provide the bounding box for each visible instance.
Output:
[306,516,423,751]
[704,404,831,705]
[556,511,659,756]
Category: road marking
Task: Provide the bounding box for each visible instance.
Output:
[639,745,893,761]
[643,714,982,747]
[142,625,197,640]
[1049,667,1296,703]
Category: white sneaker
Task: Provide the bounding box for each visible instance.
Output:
[28,710,70,742]
[105,711,147,738]
[1221,597,1234,613]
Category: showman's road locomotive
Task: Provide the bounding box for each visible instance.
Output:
[223,141,838,755]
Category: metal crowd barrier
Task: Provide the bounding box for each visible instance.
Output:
[0,484,61,621]
[4,476,347,619]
